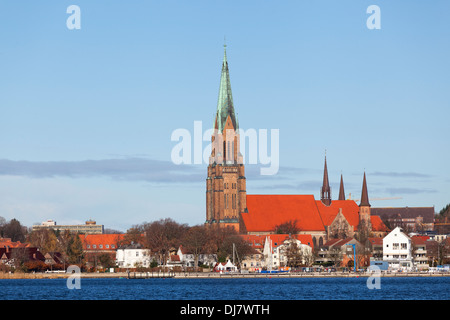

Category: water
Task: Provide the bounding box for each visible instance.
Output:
[0,276,449,300]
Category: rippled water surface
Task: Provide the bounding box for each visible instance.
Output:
[0,276,449,300]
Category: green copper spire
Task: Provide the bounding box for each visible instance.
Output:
[215,44,238,133]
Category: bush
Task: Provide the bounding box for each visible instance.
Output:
[24,260,47,272]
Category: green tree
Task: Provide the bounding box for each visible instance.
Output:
[2,218,27,242]
[66,233,84,265]
[98,253,115,269]
[27,229,58,254]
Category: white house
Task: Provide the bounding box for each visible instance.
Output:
[383,227,413,271]
[263,235,313,270]
[115,244,152,268]
[176,246,217,268]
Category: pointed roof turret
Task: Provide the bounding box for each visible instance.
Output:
[214,44,238,133]
[320,154,331,206]
[338,174,345,200]
[360,172,371,207]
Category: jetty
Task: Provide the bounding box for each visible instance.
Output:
[127,271,175,279]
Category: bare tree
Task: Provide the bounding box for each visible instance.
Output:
[329,246,342,268]
[274,220,299,234]
[143,218,188,267]
[282,240,304,268]
[182,225,209,271]
[119,226,144,247]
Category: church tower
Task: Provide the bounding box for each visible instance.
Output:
[338,174,345,200]
[206,45,247,231]
[359,172,372,231]
[320,155,332,206]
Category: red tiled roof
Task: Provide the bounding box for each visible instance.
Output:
[242,195,326,233]
[316,200,360,229]
[370,215,388,232]
[411,235,430,245]
[368,237,383,245]
[241,234,314,251]
[240,235,266,249]
[79,234,125,250]
[266,234,314,249]
[324,237,354,248]
[0,238,30,249]
[170,255,181,262]
[241,195,388,234]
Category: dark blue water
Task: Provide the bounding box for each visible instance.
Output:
[0,277,448,300]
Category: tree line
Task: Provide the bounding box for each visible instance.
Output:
[0,216,256,271]
[122,218,256,268]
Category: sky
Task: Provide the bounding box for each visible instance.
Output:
[0,1,449,232]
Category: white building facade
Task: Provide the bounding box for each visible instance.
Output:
[383,227,413,271]
[116,245,152,268]
[263,236,313,270]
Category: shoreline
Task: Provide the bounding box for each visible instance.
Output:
[1,271,450,280]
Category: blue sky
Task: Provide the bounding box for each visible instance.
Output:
[0,1,449,231]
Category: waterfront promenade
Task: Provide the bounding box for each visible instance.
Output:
[1,271,449,279]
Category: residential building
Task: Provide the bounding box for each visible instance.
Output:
[0,247,45,268]
[371,207,435,232]
[115,243,151,268]
[44,252,66,267]
[79,234,124,252]
[176,246,217,269]
[366,237,384,260]
[240,235,265,271]
[80,233,125,268]
[0,237,30,249]
[316,238,362,268]
[411,236,429,270]
[262,234,314,270]
[32,219,104,234]
[383,227,413,270]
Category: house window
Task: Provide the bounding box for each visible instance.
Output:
[393,243,399,250]
[111,245,115,249]
[401,243,407,249]
[99,245,103,249]
[93,245,97,249]
[87,245,91,249]
[106,245,109,249]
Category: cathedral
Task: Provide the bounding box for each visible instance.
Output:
[205,46,388,247]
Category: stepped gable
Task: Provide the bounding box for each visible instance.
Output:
[316,199,360,229]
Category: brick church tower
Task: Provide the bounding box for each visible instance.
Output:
[359,171,372,232]
[206,45,247,231]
